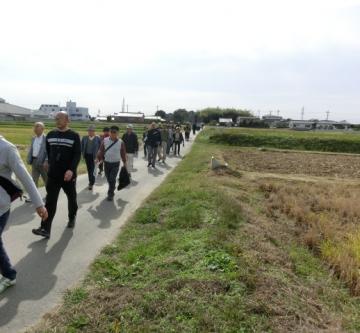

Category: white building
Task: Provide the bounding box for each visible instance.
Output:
[37,101,90,121]
[218,118,233,126]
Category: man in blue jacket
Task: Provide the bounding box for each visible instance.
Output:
[81,125,101,190]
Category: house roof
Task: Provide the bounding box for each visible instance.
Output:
[0,102,32,116]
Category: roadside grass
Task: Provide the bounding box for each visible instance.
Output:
[29,131,360,332]
[206,127,360,154]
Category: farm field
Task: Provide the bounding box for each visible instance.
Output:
[0,121,145,178]
[29,128,360,333]
[207,126,360,154]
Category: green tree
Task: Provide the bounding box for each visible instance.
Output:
[155,110,166,119]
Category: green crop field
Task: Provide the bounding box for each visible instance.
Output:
[0,121,146,178]
[206,127,360,154]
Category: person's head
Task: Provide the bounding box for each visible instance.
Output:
[176,127,180,132]
[126,124,133,133]
[110,126,119,140]
[33,122,45,136]
[150,122,156,129]
[55,111,70,130]
[88,125,96,137]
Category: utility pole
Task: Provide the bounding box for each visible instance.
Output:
[326,110,330,121]
[277,110,280,116]
[126,104,129,113]
[156,105,159,112]
[122,97,125,113]
[269,110,272,116]
[301,107,304,120]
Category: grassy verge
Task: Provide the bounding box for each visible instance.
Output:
[207,127,360,154]
[29,131,360,332]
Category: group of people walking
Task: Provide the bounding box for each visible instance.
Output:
[143,123,192,167]
[0,112,198,294]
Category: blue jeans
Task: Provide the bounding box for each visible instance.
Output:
[0,210,16,280]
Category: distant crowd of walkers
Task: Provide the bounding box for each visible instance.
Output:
[0,111,199,294]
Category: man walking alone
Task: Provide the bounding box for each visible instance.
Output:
[32,111,81,238]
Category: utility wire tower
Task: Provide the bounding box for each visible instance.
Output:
[326,110,330,121]
[301,107,304,120]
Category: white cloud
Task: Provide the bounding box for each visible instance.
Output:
[1,0,360,121]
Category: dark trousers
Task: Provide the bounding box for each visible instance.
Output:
[98,161,104,174]
[41,177,78,233]
[147,145,157,166]
[143,144,147,157]
[0,210,16,280]
[84,154,95,186]
[104,161,120,197]
[174,142,181,155]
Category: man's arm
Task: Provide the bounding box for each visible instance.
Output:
[97,141,105,161]
[69,133,81,174]
[120,142,127,165]
[7,145,43,209]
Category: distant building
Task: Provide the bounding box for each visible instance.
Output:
[289,119,352,131]
[218,118,233,126]
[144,115,166,123]
[236,116,260,126]
[62,101,90,121]
[0,98,32,120]
[109,112,145,123]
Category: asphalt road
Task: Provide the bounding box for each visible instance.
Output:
[0,135,196,333]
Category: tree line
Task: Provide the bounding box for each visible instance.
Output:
[155,107,252,124]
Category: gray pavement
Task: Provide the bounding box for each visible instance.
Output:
[0,135,196,333]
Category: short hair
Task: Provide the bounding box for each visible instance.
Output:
[34,122,45,129]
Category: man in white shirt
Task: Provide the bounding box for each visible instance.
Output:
[27,122,48,188]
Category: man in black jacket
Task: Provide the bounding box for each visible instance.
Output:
[32,111,81,238]
[121,124,138,172]
[146,123,161,168]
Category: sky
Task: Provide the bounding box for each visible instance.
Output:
[1,0,360,121]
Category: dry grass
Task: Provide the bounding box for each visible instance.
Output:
[259,179,360,295]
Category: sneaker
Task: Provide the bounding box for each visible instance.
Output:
[107,195,114,201]
[152,164,155,168]
[67,217,76,228]
[32,227,50,239]
[88,185,93,190]
[0,277,16,294]
[147,163,151,167]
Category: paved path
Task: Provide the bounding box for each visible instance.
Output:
[0,135,196,333]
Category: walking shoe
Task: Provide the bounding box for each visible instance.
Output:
[0,276,16,294]
[152,164,155,168]
[32,227,50,239]
[107,195,114,201]
[67,217,76,228]
[147,163,151,167]
[88,185,93,190]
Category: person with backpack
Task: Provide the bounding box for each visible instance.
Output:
[97,126,127,201]
[0,135,48,294]
[32,111,81,239]
[81,125,101,190]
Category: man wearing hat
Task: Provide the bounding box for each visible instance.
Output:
[122,124,138,172]
[81,125,101,190]
[98,127,110,176]
[97,126,127,201]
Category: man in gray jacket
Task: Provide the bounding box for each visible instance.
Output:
[81,125,101,190]
[0,135,48,294]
